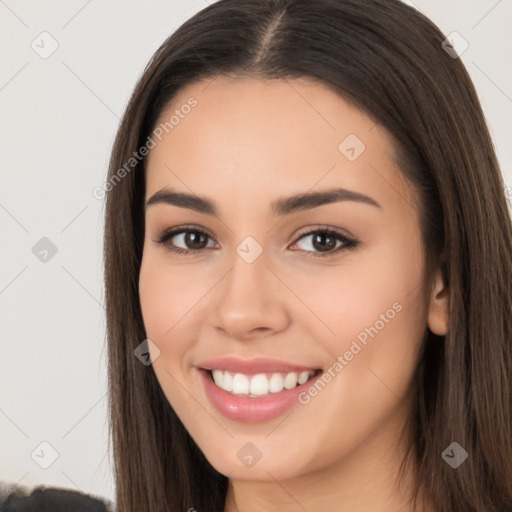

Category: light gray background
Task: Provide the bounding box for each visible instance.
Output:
[1,0,511,504]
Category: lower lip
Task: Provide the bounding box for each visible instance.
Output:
[198,369,322,423]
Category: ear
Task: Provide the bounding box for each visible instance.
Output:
[427,266,449,335]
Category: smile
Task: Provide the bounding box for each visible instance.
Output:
[209,369,317,397]
[197,357,323,423]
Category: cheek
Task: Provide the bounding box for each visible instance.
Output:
[288,240,427,394]
[139,253,207,339]
[139,261,172,340]
[138,255,201,412]
[138,251,223,389]
[282,257,424,350]
[139,256,192,377]
[307,256,426,413]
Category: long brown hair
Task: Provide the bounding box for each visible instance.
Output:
[103,1,512,510]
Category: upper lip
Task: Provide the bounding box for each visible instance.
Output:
[198,357,320,374]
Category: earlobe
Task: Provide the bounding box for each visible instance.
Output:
[427,267,450,336]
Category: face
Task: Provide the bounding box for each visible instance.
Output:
[139,76,445,483]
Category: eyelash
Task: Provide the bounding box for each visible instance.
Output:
[153,224,359,259]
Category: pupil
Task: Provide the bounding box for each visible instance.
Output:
[313,233,336,252]
[186,231,207,249]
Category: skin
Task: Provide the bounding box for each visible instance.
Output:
[138,76,449,512]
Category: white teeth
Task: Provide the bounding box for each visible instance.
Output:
[212,370,223,387]
[210,369,316,397]
[283,372,298,389]
[223,371,233,392]
[298,370,310,385]
[249,374,268,395]
[232,373,250,394]
[269,373,284,393]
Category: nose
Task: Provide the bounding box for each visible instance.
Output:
[212,249,290,341]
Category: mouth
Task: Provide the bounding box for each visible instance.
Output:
[197,356,324,422]
[205,368,321,397]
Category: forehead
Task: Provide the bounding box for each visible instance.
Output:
[144,76,416,216]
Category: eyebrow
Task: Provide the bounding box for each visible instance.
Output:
[145,186,382,216]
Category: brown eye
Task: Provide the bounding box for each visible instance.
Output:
[153,225,359,258]
[154,227,217,254]
[291,228,359,258]
[179,230,209,250]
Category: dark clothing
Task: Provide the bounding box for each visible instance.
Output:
[1,485,113,512]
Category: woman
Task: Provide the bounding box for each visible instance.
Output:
[103,0,512,510]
